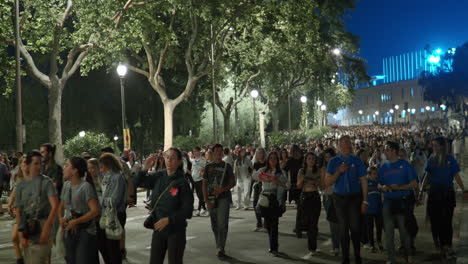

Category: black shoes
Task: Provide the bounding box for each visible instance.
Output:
[16,259,24,264]
[217,249,227,259]
[268,249,279,257]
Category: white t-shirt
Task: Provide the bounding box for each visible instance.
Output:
[191,157,206,182]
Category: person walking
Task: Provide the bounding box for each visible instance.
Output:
[234,148,253,210]
[297,152,322,258]
[325,136,368,264]
[378,141,418,264]
[364,166,383,252]
[134,148,194,264]
[16,151,59,264]
[421,137,465,259]
[191,147,207,217]
[202,144,236,259]
[251,148,267,231]
[59,157,100,264]
[97,153,127,264]
[253,152,290,256]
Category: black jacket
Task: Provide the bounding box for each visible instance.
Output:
[134,168,194,230]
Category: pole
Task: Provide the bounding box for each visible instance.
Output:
[211,24,217,143]
[15,0,23,152]
[120,78,126,130]
[253,97,257,146]
[288,94,292,144]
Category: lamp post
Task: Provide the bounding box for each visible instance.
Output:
[358,110,363,124]
[15,0,23,152]
[113,135,118,152]
[251,89,259,145]
[300,96,307,130]
[425,106,431,120]
[316,100,323,127]
[389,109,395,124]
[321,104,327,126]
[116,64,128,132]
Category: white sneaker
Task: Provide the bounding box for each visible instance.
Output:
[194,210,200,216]
[200,209,209,216]
[242,207,249,211]
[235,206,241,210]
[253,227,262,232]
[363,244,371,250]
[302,250,319,260]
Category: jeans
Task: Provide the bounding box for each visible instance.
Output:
[383,205,411,263]
[323,195,340,250]
[236,178,251,208]
[208,196,230,251]
[333,193,362,262]
[150,229,186,264]
[264,215,279,251]
[427,189,456,248]
[365,214,383,247]
[193,181,206,211]
[299,191,321,251]
[252,182,263,228]
[64,230,98,264]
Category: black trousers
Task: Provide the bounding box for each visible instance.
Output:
[150,229,186,264]
[365,214,383,247]
[193,181,206,211]
[297,191,321,251]
[427,189,456,248]
[333,193,362,262]
[252,181,263,228]
[264,215,279,251]
[97,211,126,264]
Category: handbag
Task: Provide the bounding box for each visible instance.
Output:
[143,183,173,230]
[104,201,123,240]
[258,193,270,208]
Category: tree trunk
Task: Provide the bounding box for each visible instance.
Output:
[222,111,232,148]
[48,80,65,164]
[163,101,176,151]
[271,102,280,132]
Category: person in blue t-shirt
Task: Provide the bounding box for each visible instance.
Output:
[364,166,383,253]
[378,141,418,264]
[326,135,368,264]
[420,137,465,259]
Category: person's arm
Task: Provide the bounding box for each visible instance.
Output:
[40,194,58,244]
[296,169,304,189]
[454,173,465,192]
[66,199,100,231]
[360,176,368,203]
[58,200,66,229]
[133,170,158,190]
[7,187,16,214]
[390,179,418,191]
[325,164,347,188]
[16,208,28,248]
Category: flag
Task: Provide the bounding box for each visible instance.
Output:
[123,128,131,150]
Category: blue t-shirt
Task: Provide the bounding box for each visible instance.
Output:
[377,159,417,206]
[425,155,460,187]
[366,177,382,215]
[327,154,366,195]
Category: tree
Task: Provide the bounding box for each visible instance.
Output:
[0,0,131,162]
[107,0,254,150]
[419,42,468,116]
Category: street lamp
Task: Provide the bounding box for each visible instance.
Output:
[113,135,118,151]
[321,104,327,126]
[375,111,379,116]
[79,131,86,137]
[250,89,259,145]
[316,100,323,106]
[300,96,308,129]
[358,110,363,115]
[300,96,307,103]
[389,109,394,114]
[425,106,430,111]
[394,105,399,110]
[116,63,128,139]
[332,48,341,56]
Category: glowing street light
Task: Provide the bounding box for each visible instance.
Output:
[316,100,323,106]
[389,109,394,114]
[435,48,442,54]
[250,89,259,98]
[300,96,307,103]
[333,115,337,119]
[116,64,128,77]
[425,106,430,111]
[113,135,118,141]
[375,111,379,116]
[440,104,447,111]
[394,105,399,110]
[358,110,363,115]
[79,131,86,137]
[332,48,341,56]
[321,104,327,111]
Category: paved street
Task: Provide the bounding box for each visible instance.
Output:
[0,190,467,264]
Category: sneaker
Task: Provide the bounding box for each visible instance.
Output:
[363,244,371,250]
[200,209,209,216]
[253,227,263,232]
[217,249,227,259]
[194,210,200,216]
[235,206,241,210]
[121,248,127,260]
[269,249,279,257]
[242,207,249,211]
[260,227,268,233]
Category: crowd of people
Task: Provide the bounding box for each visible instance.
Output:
[0,121,466,264]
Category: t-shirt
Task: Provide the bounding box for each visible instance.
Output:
[284,158,303,187]
[203,161,235,200]
[43,161,63,196]
[378,159,417,206]
[0,162,7,185]
[327,154,366,195]
[425,155,460,188]
[15,175,57,243]
[191,157,206,182]
[61,180,98,234]
[366,178,382,215]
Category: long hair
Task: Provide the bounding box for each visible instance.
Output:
[432,137,448,167]
[303,152,319,174]
[322,148,336,168]
[266,152,281,173]
[253,147,267,164]
[235,148,246,166]
[69,156,95,190]
[99,153,123,172]
[41,143,57,159]
[16,155,26,180]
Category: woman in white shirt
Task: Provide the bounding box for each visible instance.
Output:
[234,149,253,210]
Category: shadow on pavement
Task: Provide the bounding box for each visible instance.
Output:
[220,255,257,264]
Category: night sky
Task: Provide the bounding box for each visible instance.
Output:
[346,0,468,77]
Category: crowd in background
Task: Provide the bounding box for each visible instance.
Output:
[0,120,466,264]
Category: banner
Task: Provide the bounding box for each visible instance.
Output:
[123,128,131,150]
